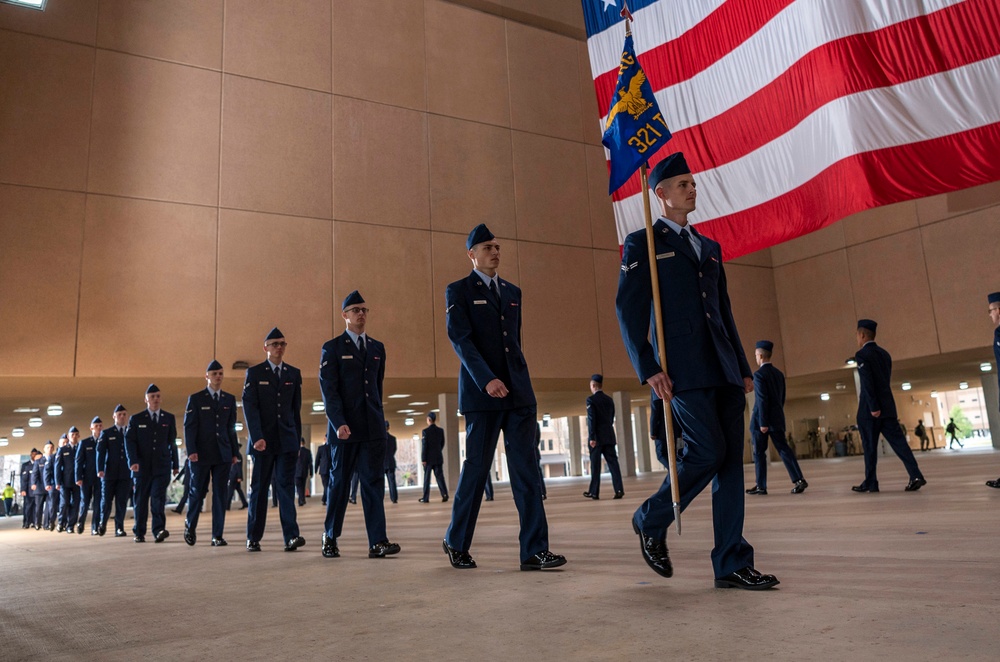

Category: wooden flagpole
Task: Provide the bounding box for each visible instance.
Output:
[624,4,682,533]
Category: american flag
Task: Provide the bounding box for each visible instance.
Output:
[583,0,1000,259]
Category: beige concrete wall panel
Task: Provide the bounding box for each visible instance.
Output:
[0,185,85,377]
[506,21,584,143]
[516,241,600,378]
[334,223,434,378]
[841,200,918,246]
[220,75,332,219]
[586,144,617,250]
[431,231,520,377]
[88,51,221,206]
[0,0,98,45]
[97,0,223,69]
[333,97,428,229]
[217,209,332,371]
[729,247,773,268]
[224,0,331,91]
[921,209,1000,352]
[770,221,846,266]
[511,132,589,246]
[847,230,939,360]
[76,195,217,377]
[502,0,585,33]
[332,0,424,110]
[425,0,509,127]
[916,181,1000,225]
[726,264,785,373]
[592,249,634,379]
[428,115,514,236]
[0,31,93,190]
[773,249,857,377]
[578,40,603,146]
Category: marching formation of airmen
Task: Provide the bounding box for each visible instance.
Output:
[13,152,1000,590]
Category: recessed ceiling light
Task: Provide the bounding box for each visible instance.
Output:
[820,393,830,401]
[46,404,62,416]
[930,391,938,398]
[12,427,25,437]
[28,417,43,428]
[901,382,912,391]
[388,394,411,399]
[980,362,992,372]
[542,413,551,421]
[175,438,183,446]
[0,437,8,446]
[1,1,46,10]
[404,418,414,426]
[397,409,414,414]
[959,382,969,390]
[311,401,325,412]
[14,407,40,414]
[845,358,857,367]
[835,383,846,390]
[409,401,429,406]
[235,422,244,432]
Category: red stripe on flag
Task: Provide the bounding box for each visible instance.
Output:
[593,0,796,115]
[690,121,1000,260]
[609,0,1000,202]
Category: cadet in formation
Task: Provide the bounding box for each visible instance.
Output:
[419,412,448,503]
[183,360,240,547]
[227,442,248,510]
[616,153,778,589]
[384,421,398,504]
[126,384,180,542]
[851,320,926,493]
[987,292,1000,489]
[19,449,38,528]
[295,439,313,507]
[54,428,81,533]
[97,404,132,537]
[242,327,305,552]
[442,224,565,571]
[583,373,624,500]
[746,341,807,496]
[319,291,400,559]
[31,442,54,530]
[76,416,103,534]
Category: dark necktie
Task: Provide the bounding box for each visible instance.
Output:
[213,392,219,405]
[358,336,366,357]
[489,279,499,303]
[274,366,281,381]
[152,412,158,425]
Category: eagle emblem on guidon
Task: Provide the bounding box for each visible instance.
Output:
[604,70,653,130]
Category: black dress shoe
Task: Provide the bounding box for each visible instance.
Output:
[745,486,768,495]
[541,494,547,500]
[348,498,356,504]
[171,507,183,514]
[791,480,808,494]
[76,524,85,534]
[322,534,340,558]
[369,540,402,558]
[582,492,599,500]
[154,530,170,543]
[852,485,879,492]
[715,566,780,590]
[442,495,449,502]
[418,498,429,503]
[905,477,927,491]
[520,550,567,571]
[614,491,625,499]
[484,496,494,501]
[442,540,476,569]
[632,517,672,578]
[284,536,306,552]
[57,525,65,533]
[98,525,106,536]
[211,537,228,547]
[134,535,145,543]
[184,524,196,546]
[986,478,1000,489]
[115,529,126,538]
[246,540,261,552]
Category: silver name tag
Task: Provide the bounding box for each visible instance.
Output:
[341,355,353,359]
[656,252,675,260]
[474,300,488,305]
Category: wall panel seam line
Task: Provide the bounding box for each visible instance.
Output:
[917,225,944,355]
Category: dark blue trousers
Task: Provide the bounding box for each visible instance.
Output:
[187,461,231,539]
[484,473,494,499]
[857,416,923,490]
[101,478,131,532]
[751,428,803,490]
[57,484,80,530]
[133,472,170,537]
[35,493,48,528]
[587,444,624,497]
[422,464,448,500]
[247,451,299,543]
[324,441,387,547]
[78,480,101,532]
[384,469,398,503]
[22,495,35,526]
[446,406,548,563]
[635,386,754,579]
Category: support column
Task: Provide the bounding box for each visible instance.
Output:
[613,391,636,478]
[568,416,583,477]
[634,405,651,473]
[982,373,1000,450]
[438,393,461,488]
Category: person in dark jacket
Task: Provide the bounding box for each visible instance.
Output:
[314,440,331,505]
[419,412,448,503]
[75,416,103,534]
[583,374,624,500]
[20,449,38,528]
[97,405,132,537]
[295,438,313,507]
[851,319,926,493]
[228,443,248,510]
[125,384,180,543]
[384,421,398,504]
[54,428,81,533]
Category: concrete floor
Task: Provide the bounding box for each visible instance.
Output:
[2,449,998,661]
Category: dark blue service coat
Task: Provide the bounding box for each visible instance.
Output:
[97,426,130,480]
[319,332,387,443]
[586,390,617,446]
[751,363,786,431]
[421,424,445,465]
[242,362,303,455]
[75,435,100,485]
[125,410,179,476]
[855,342,897,420]
[446,271,536,412]
[53,443,78,489]
[183,389,239,464]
